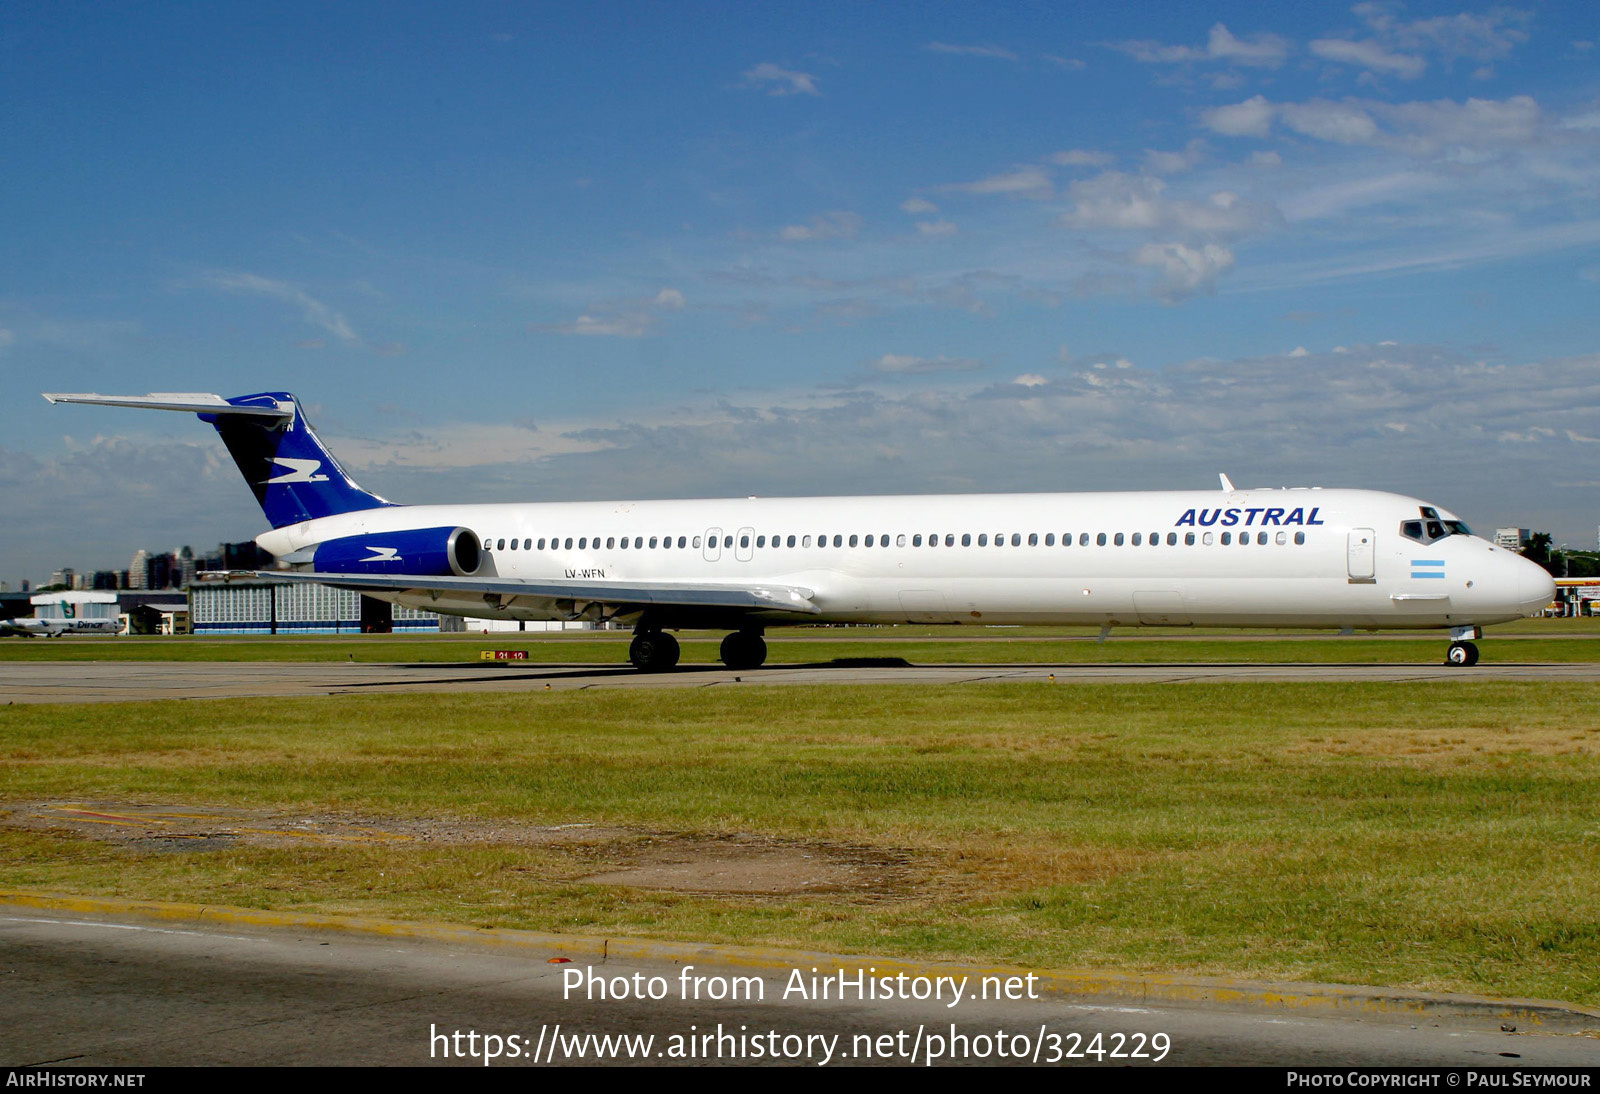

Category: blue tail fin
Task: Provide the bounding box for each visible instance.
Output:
[43,389,395,529]
[200,392,393,528]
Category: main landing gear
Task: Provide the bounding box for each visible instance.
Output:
[1445,626,1481,667]
[628,629,680,672]
[719,629,767,671]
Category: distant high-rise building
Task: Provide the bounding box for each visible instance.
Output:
[129,550,149,590]
[177,545,197,587]
[1495,528,1532,551]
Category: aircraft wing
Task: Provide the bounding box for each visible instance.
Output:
[263,570,822,615]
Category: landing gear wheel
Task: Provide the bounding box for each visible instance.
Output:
[719,631,767,670]
[629,631,680,672]
[1446,641,1479,666]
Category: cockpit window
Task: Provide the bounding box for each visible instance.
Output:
[1402,516,1472,543]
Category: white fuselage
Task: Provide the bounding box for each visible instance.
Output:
[256,487,1555,631]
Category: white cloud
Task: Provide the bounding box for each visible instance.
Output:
[1049,149,1115,168]
[924,42,1018,61]
[530,287,687,338]
[1310,37,1426,79]
[779,211,862,242]
[1112,22,1290,68]
[943,166,1053,199]
[1288,346,1310,357]
[900,197,938,214]
[201,272,366,349]
[742,62,820,97]
[1202,95,1275,138]
[1059,172,1269,236]
[868,354,987,375]
[1132,242,1236,300]
[1012,373,1049,387]
[916,220,959,237]
[0,329,13,352]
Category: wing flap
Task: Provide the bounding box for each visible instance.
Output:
[263,570,822,614]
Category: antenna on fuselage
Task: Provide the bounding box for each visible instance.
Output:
[1219,473,1236,493]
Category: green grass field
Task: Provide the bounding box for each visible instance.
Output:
[3,680,1599,1005]
[3,617,1599,664]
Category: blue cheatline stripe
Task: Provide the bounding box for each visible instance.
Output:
[1411,559,1446,566]
[1411,572,1447,579]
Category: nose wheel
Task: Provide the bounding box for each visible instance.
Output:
[1446,641,1479,666]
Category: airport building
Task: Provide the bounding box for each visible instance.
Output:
[189,578,447,634]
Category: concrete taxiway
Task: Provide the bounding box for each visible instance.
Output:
[2,896,1597,1068]
[6,659,1600,704]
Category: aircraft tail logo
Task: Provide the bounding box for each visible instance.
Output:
[263,457,331,485]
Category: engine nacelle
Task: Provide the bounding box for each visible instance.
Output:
[312,526,481,577]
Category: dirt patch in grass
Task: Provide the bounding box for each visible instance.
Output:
[0,799,629,852]
[577,832,917,897]
[0,799,921,899]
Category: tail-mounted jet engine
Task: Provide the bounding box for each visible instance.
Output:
[312,526,481,577]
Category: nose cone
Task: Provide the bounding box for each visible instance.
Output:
[1515,557,1556,617]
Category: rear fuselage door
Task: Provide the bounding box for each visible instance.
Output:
[1348,528,1376,582]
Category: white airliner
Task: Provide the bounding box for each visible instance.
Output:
[43,390,1555,669]
[0,617,123,638]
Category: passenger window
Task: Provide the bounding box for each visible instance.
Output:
[1221,532,1232,545]
[803,535,813,547]
[1011,533,1021,546]
[787,535,796,547]
[757,535,765,548]
[1079,533,1089,546]
[1276,531,1287,545]
[863,534,872,547]
[994,533,1003,547]
[1257,532,1267,545]
[848,534,858,547]
[1045,533,1054,546]
[1203,532,1214,545]
[1184,532,1195,545]
[978,534,988,546]
[1150,532,1159,546]
[534,538,543,550]
[690,536,700,549]
[678,536,687,548]
[740,535,750,548]
[724,536,733,548]
[1132,533,1142,546]
[650,536,658,549]
[944,534,954,546]
[1096,533,1107,546]
[1166,532,1177,546]
[1295,531,1305,545]
[833,534,842,547]
[497,539,506,551]
[897,534,907,547]
[607,537,616,549]
[510,539,519,550]
[1114,533,1125,546]
[565,538,573,549]
[1028,533,1037,546]
[913,534,923,546]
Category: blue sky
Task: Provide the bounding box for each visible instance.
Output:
[3,2,1599,583]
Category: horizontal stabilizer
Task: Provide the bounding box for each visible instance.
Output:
[267,570,822,615]
[41,392,293,418]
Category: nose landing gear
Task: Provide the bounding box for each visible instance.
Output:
[1445,626,1482,667]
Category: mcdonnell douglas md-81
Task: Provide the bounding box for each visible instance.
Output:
[44,390,1554,670]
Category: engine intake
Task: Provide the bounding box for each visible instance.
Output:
[312,526,481,577]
